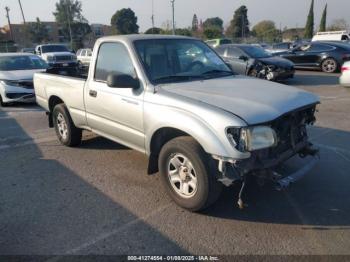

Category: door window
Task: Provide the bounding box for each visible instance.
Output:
[95,42,135,82]
[226,47,245,58]
[308,44,333,52]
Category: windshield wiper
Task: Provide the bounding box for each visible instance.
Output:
[153,75,204,83]
[201,69,234,76]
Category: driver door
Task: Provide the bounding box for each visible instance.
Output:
[224,47,249,75]
[84,42,145,152]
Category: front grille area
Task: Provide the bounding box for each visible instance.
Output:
[6,80,34,89]
[17,81,34,89]
[269,105,317,158]
[6,93,34,99]
[55,55,73,62]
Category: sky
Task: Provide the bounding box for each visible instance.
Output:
[0,0,349,32]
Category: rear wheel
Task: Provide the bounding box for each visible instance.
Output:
[159,136,223,211]
[321,58,338,73]
[53,104,82,147]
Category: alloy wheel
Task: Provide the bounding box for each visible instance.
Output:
[167,153,198,198]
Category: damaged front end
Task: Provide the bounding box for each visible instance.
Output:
[214,104,320,208]
[251,62,294,81]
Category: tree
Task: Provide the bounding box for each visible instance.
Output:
[304,0,314,39]
[203,17,223,32]
[192,14,199,32]
[27,18,50,44]
[144,27,164,34]
[202,17,223,39]
[319,4,327,32]
[328,19,349,31]
[226,6,250,38]
[203,27,222,39]
[175,28,192,37]
[53,0,91,49]
[111,8,139,34]
[252,20,280,42]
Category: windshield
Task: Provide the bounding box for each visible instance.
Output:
[0,55,48,71]
[239,46,272,58]
[41,45,69,53]
[134,39,233,84]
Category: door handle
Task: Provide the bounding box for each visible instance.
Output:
[89,90,97,98]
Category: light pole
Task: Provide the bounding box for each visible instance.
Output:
[151,0,155,34]
[5,7,14,42]
[65,0,73,50]
[18,0,26,24]
[170,0,175,35]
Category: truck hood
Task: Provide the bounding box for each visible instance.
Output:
[42,52,73,57]
[0,69,46,81]
[159,76,319,125]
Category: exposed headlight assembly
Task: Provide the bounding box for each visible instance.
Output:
[227,126,277,152]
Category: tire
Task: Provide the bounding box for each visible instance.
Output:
[53,103,82,147]
[321,58,338,73]
[159,136,223,212]
[0,95,8,107]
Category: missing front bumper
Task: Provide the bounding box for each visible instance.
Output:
[274,154,319,190]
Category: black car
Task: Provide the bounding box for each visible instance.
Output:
[215,44,295,81]
[275,41,350,73]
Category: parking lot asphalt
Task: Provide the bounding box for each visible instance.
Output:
[1,70,350,256]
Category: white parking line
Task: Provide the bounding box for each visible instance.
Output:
[315,143,350,162]
[43,204,172,259]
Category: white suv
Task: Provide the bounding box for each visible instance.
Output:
[77,48,92,67]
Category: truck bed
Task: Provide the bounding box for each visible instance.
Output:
[46,67,88,80]
[34,68,87,129]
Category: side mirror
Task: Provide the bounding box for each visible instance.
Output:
[238,55,248,61]
[107,73,140,89]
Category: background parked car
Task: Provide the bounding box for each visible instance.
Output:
[265,42,293,54]
[205,38,232,48]
[0,53,48,106]
[340,61,350,87]
[35,44,78,72]
[216,44,295,81]
[77,48,93,67]
[275,41,350,73]
[20,48,36,54]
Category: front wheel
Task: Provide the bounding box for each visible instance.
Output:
[159,136,223,211]
[321,58,338,73]
[53,104,82,147]
[0,95,7,107]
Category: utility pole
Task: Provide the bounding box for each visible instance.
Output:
[65,0,73,50]
[5,7,14,41]
[18,0,26,24]
[241,15,245,39]
[170,0,175,35]
[151,0,155,34]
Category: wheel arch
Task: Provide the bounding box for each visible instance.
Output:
[48,95,65,127]
[146,122,231,175]
[147,127,192,175]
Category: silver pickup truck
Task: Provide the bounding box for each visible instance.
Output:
[34,35,320,211]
